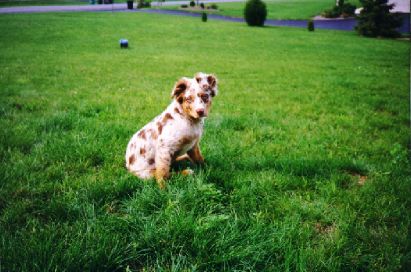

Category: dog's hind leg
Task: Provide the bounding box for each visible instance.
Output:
[155,149,173,189]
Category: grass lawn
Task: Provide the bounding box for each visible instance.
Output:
[0,12,410,271]
[160,0,362,20]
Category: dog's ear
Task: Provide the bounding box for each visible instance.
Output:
[171,78,189,100]
[207,74,217,88]
[207,74,218,97]
[194,72,205,83]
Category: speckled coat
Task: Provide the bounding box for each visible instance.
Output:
[125,73,218,188]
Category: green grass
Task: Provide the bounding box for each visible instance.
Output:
[160,0,361,20]
[0,12,410,271]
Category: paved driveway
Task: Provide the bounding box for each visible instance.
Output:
[0,0,244,14]
[1,0,408,14]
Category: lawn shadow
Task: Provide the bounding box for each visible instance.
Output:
[203,153,368,181]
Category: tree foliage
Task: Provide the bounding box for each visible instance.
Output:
[356,0,402,37]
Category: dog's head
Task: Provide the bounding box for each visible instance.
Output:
[171,73,218,120]
[194,72,218,97]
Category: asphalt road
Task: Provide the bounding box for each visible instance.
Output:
[0,0,244,13]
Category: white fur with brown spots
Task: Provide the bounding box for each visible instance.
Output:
[125,73,218,188]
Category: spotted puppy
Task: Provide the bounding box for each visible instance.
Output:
[125,73,218,188]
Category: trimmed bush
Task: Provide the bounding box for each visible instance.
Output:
[189,0,195,7]
[244,0,267,27]
[322,7,340,18]
[341,2,356,17]
[181,4,188,8]
[356,0,402,37]
[307,20,314,31]
[137,0,150,8]
[202,12,208,22]
[209,3,218,9]
[200,2,205,9]
[322,0,356,18]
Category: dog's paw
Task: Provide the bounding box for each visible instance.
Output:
[156,179,166,190]
[181,169,194,176]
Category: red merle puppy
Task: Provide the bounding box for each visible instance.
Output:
[125,73,218,188]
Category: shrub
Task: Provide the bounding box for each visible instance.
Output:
[307,20,314,31]
[341,3,356,17]
[138,2,148,8]
[356,0,402,37]
[180,4,188,8]
[200,2,205,9]
[202,12,207,22]
[322,0,356,18]
[322,7,340,18]
[210,3,218,9]
[244,0,267,27]
[189,0,195,7]
[137,0,150,8]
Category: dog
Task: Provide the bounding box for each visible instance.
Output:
[125,73,218,188]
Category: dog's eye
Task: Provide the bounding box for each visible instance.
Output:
[201,94,209,103]
[195,77,201,83]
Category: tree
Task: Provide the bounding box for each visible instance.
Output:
[356,0,402,38]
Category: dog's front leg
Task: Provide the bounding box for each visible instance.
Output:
[155,148,172,189]
[175,154,194,164]
[187,142,204,165]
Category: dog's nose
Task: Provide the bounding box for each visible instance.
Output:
[196,109,205,117]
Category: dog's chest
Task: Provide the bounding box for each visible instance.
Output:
[178,129,201,155]
[164,117,203,154]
